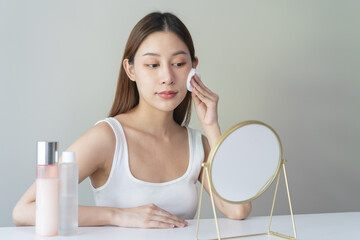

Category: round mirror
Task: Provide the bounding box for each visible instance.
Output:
[209,121,282,203]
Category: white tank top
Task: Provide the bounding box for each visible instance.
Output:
[91,117,205,219]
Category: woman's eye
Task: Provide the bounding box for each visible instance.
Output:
[146,64,159,68]
[173,62,185,67]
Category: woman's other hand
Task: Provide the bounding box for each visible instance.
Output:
[110,203,188,229]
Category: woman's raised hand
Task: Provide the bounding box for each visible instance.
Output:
[111,203,188,229]
[191,74,221,148]
[191,74,219,127]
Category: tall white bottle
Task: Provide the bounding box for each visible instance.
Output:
[59,152,78,236]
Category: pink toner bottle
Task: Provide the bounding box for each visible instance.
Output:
[36,141,59,237]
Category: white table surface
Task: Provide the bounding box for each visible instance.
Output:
[1,212,359,240]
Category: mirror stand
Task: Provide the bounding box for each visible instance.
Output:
[196,159,297,240]
[196,162,221,240]
[267,159,297,240]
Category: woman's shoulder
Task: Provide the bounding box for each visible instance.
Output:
[64,118,116,171]
[184,126,209,154]
[92,118,115,136]
[184,126,199,136]
[186,126,207,143]
[79,118,116,152]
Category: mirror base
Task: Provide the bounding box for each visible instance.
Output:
[196,160,297,240]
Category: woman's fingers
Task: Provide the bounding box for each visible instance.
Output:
[142,204,187,228]
[191,76,210,97]
[190,74,219,126]
[150,206,187,227]
[146,220,176,229]
[149,214,187,228]
[191,75,218,102]
[193,74,211,93]
[192,87,208,104]
[193,86,217,107]
[154,206,187,225]
[112,203,188,229]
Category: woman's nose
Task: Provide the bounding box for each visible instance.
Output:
[161,65,174,85]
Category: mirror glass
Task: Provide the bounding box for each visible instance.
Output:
[209,121,282,203]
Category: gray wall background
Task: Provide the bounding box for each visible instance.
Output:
[0,0,359,227]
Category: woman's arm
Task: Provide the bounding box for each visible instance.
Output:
[191,74,252,220]
[12,122,187,228]
[12,183,114,226]
[12,122,114,226]
[12,185,184,228]
[199,136,252,220]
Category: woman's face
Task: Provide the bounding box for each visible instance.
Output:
[125,31,197,113]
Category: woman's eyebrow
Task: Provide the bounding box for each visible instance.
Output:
[172,50,188,56]
[142,50,188,57]
[142,52,160,57]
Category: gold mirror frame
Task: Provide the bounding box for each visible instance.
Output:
[209,120,282,204]
[196,120,297,240]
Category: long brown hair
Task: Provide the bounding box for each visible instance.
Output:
[108,12,195,126]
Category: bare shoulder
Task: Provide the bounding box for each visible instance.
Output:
[74,121,115,152]
[65,120,116,180]
[87,121,115,144]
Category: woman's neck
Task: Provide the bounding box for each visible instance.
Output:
[126,105,179,138]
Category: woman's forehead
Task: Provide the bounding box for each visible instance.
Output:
[136,31,190,58]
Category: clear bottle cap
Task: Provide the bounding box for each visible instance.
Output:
[62,152,76,163]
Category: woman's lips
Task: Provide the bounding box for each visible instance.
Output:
[158,91,178,99]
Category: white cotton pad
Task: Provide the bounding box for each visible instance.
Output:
[187,68,201,92]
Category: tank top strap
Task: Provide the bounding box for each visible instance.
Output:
[93,117,126,191]
[186,127,205,183]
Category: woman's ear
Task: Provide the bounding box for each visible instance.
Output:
[192,57,199,68]
[123,59,136,81]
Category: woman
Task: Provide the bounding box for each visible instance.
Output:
[13,12,251,229]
